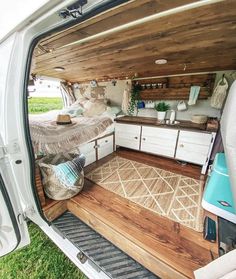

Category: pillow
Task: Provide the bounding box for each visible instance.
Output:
[83,99,107,117]
[70,98,88,107]
[106,106,121,115]
[53,154,85,188]
[61,106,84,117]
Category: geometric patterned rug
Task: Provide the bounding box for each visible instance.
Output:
[86,156,204,232]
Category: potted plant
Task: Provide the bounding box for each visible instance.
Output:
[154,102,170,121]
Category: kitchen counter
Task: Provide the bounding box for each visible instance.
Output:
[115,116,210,132]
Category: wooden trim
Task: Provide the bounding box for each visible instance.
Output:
[43,200,67,222]
[115,116,211,133]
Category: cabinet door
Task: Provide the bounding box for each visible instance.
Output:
[175,131,212,165]
[115,123,141,150]
[79,141,96,166]
[97,135,114,160]
[141,126,178,157]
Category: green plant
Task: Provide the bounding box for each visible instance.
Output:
[154,102,170,112]
[128,83,142,115]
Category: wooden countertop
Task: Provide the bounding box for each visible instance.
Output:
[115,116,210,132]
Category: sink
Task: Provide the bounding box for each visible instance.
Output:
[165,120,180,125]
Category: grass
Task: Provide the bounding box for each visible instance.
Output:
[0,223,86,279]
[28,97,63,114]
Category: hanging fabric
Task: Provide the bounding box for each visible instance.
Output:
[122,82,131,114]
[188,86,201,105]
[60,81,76,107]
[210,76,229,109]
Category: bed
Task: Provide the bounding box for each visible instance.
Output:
[29,101,119,155]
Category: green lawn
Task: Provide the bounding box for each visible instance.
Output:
[28,97,63,114]
[0,223,86,279]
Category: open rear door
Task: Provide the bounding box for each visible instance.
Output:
[0,134,30,257]
[0,144,30,257]
[0,34,30,257]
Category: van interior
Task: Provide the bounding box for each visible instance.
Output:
[27,1,236,278]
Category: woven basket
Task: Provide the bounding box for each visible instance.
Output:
[38,153,84,200]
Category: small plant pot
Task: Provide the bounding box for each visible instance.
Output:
[157,111,166,121]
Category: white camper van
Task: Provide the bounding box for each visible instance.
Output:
[1,1,236,278]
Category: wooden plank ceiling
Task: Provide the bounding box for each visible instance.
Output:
[32,0,236,83]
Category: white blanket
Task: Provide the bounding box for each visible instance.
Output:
[29,112,113,154]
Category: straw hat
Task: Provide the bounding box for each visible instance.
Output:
[56,114,72,125]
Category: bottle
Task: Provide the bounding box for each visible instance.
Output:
[170,110,176,124]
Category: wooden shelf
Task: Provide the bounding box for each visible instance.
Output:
[140,87,210,100]
[134,73,215,101]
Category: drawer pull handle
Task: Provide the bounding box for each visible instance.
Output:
[180,144,184,148]
[142,138,146,141]
[105,140,108,143]
[134,136,138,139]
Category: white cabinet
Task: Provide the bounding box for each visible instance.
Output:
[79,134,114,166]
[115,121,215,174]
[175,131,213,165]
[115,123,141,150]
[79,141,96,167]
[97,135,114,160]
[141,126,178,157]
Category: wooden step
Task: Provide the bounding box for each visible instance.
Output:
[68,179,218,279]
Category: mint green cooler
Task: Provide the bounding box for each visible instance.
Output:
[202,153,236,224]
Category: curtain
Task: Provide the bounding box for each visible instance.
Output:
[60,81,76,108]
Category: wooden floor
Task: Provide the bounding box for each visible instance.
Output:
[38,149,218,279]
[69,149,217,279]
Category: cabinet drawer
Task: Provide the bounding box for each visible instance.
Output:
[97,135,114,160]
[115,123,141,134]
[79,141,96,166]
[115,123,141,150]
[178,130,212,146]
[141,126,178,157]
[142,126,178,139]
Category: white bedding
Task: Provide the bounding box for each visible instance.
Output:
[29,110,114,155]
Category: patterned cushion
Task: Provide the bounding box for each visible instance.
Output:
[53,154,86,188]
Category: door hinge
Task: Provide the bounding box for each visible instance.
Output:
[0,146,6,159]
[18,206,35,224]
[0,141,20,159]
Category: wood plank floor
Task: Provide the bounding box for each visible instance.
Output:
[69,179,217,279]
[67,149,218,279]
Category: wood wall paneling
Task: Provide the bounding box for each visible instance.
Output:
[32,0,236,82]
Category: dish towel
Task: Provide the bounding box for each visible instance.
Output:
[188,86,200,105]
[210,77,229,109]
[194,249,236,279]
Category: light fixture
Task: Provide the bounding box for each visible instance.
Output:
[111,79,117,86]
[155,59,168,65]
[90,80,98,87]
[53,67,65,72]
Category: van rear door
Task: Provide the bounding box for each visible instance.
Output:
[0,35,30,257]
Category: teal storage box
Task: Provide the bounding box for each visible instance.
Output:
[202,153,236,224]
